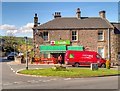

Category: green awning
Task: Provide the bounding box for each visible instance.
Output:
[67,46,84,51]
[40,45,66,53]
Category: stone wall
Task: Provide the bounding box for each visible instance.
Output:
[33,29,119,64]
[111,30,120,64]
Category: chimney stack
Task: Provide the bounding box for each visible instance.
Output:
[34,13,38,27]
[54,12,61,18]
[99,11,106,19]
[76,8,81,19]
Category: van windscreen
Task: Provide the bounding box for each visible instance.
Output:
[96,54,102,59]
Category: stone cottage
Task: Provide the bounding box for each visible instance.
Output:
[33,8,120,65]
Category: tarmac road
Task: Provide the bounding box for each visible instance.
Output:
[0,58,120,90]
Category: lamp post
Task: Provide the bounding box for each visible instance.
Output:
[24,37,28,70]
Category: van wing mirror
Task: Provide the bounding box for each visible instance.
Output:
[96,55,102,59]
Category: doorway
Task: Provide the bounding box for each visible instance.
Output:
[58,53,65,64]
[51,53,65,64]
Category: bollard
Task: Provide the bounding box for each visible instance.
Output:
[106,60,110,69]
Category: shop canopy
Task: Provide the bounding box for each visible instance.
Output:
[67,46,84,51]
[40,45,66,53]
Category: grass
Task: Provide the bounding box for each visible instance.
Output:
[17,68,120,78]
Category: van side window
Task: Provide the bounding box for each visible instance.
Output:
[69,54,74,58]
[96,55,101,59]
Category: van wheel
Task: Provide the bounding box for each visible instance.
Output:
[74,63,80,67]
[72,65,75,67]
[101,63,106,68]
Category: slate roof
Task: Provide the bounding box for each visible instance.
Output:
[111,23,120,34]
[35,17,113,30]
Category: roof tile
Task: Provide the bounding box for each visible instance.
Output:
[35,17,113,29]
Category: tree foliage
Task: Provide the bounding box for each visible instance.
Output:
[1,36,33,54]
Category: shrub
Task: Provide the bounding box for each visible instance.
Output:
[51,65,67,71]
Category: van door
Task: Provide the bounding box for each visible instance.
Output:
[87,54,94,65]
[81,54,93,65]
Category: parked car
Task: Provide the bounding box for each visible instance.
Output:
[65,50,107,68]
[7,52,18,60]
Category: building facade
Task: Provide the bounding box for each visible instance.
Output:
[33,8,120,65]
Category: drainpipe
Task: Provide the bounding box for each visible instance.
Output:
[108,28,111,61]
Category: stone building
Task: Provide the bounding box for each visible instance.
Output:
[33,8,120,65]
[111,23,120,65]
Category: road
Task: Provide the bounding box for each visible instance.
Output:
[0,58,120,90]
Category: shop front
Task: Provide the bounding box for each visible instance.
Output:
[40,45,66,64]
[39,40,84,64]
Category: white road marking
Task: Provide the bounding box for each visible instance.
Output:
[3,77,73,86]
[13,70,16,72]
[42,80,51,82]
[50,78,57,81]
[8,65,16,73]
[3,82,13,86]
[27,80,39,83]
[64,78,71,80]
[13,82,18,84]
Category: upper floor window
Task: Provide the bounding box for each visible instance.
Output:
[72,31,77,41]
[98,31,104,41]
[43,32,48,41]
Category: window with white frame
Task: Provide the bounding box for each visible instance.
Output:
[98,47,104,58]
[98,31,104,41]
[43,32,48,41]
[72,31,77,41]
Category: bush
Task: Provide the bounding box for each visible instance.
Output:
[51,65,67,71]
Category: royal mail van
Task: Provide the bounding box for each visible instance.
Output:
[65,50,106,68]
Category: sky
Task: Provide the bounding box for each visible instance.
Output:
[0,2,119,38]
[1,0,120,2]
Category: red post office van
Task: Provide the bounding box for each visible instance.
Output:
[65,50,106,68]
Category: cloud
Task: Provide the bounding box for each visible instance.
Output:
[0,23,34,35]
[6,30,18,34]
[0,24,17,30]
[19,23,34,33]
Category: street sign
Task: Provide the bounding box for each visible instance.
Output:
[50,40,70,45]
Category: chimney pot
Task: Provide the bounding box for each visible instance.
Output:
[77,8,80,13]
[54,12,61,18]
[35,13,37,17]
[99,10,106,18]
[76,8,81,19]
[34,13,38,27]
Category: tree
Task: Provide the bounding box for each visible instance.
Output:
[2,35,18,53]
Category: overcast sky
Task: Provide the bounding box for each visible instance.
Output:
[0,2,119,38]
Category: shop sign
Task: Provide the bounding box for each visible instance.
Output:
[51,41,55,45]
[50,40,70,45]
